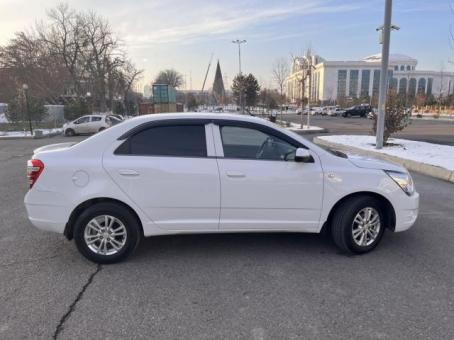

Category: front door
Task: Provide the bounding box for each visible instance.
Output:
[214,123,323,232]
[74,116,91,134]
[103,122,220,231]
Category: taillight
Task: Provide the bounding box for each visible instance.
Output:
[27,159,44,188]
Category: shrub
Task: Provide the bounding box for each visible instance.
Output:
[372,92,410,145]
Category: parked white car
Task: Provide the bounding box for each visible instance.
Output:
[63,115,117,136]
[328,107,345,116]
[25,113,419,263]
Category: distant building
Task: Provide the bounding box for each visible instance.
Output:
[285,53,454,104]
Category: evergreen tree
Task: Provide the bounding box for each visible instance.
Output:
[231,73,260,108]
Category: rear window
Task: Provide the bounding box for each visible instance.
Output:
[116,125,207,157]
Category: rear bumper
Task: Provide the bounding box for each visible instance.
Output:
[25,203,68,233]
[394,192,419,232]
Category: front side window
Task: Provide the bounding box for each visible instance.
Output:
[220,126,296,161]
[75,116,90,124]
[117,125,207,157]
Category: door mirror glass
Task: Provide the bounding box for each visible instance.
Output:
[295,148,313,163]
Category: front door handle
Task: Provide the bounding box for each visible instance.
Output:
[119,169,140,177]
[226,171,245,178]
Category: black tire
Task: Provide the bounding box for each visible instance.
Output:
[331,196,385,254]
[65,128,75,137]
[98,127,106,132]
[73,202,142,264]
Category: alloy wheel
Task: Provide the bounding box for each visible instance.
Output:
[83,215,127,255]
[351,207,381,247]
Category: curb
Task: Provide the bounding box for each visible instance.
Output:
[411,117,454,122]
[0,131,62,140]
[279,120,328,134]
[313,137,454,183]
[288,127,328,134]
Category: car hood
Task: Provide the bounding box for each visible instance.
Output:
[348,155,406,172]
[33,142,76,155]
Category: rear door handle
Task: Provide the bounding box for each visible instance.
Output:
[119,169,140,177]
[226,171,245,178]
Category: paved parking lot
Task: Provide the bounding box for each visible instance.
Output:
[1,134,454,339]
[284,114,454,145]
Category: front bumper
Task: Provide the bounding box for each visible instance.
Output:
[394,191,419,232]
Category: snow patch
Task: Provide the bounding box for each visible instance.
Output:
[0,128,63,137]
[285,121,324,131]
[0,113,8,123]
[319,135,454,171]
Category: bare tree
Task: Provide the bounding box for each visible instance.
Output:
[0,31,68,103]
[154,69,183,88]
[272,58,289,100]
[114,61,143,115]
[1,3,140,114]
[37,4,87,97]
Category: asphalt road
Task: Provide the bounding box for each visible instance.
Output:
[284,114,454,145]
[1,135,454,339]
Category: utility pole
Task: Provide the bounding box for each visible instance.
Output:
[376,0,395,149]
[232,39,246,114]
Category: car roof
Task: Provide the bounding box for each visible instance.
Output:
[126,112,271,125]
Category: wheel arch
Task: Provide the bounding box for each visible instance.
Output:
[64,197,144,240]
[321,191,396,234]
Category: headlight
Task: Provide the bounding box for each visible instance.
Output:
[385,170,415,196]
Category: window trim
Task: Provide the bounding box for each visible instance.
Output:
[116,118,308,161]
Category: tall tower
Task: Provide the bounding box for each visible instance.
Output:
[212,60,225,105]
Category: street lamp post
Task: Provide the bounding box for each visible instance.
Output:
[232,39,247,114]
[375,0,399,149]
[86,92,92,114]
[22,84,32,135]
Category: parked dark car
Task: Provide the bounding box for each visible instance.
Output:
[342,105,372,118]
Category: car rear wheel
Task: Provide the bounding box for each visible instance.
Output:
[73,202,141,264]
[331,196,385,254]
[65,128,75,137]
[98,127,106,132]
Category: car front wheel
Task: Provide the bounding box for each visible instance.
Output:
[65,128,75,137]
[331,196,385,254]
[73,202,141,264]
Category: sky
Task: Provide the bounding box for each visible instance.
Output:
[0,0,453,92]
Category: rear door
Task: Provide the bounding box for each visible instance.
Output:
[89,116,103,133]
[103,120,220,231]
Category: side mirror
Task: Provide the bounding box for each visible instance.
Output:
[295,148,314,163]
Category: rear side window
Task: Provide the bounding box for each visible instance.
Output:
[116,125,207,157]
[91,116,102,122]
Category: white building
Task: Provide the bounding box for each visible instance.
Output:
[285,53,454,104]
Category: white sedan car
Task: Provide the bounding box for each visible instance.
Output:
[25,113,419,263]
[63,115,118,136]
